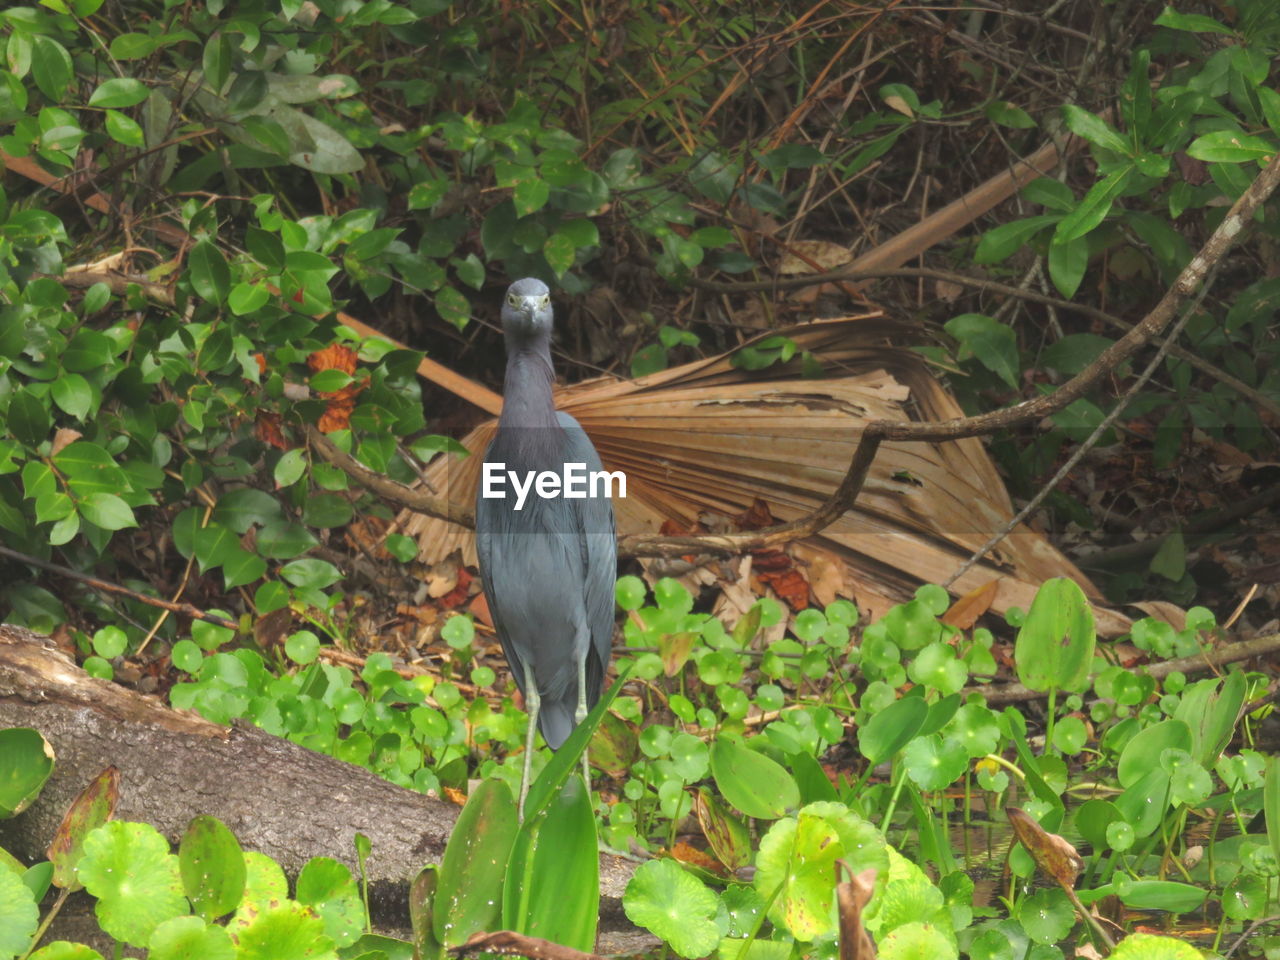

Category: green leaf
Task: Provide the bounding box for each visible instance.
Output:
[944,313,1020,389]
[8,389,51,446]
[89,78,148,108]
[973,214,1059,264]
[146,916,234,960]
[513,177,550,216]
[0,866,38,957]
[188,239,231,304]
[0,727,54,818]
[104,110,145,147]
[273,448,306,489]
[79,821,188,946]
[48,766,120,891]
[858,696,927,764]
[709,737,799,819]
[1048,234,1088,298]
[753,801,888,941]
[434,285,470,330]
[1013,578,1095,693]
[203,33,233,94]
[296,857,364,947]
[434,778,518,946]
[1061,104,1130,155]
[1053,166,1134,244]
[1149,529,1186,581]
[78,492,137,530]
[31,36,73,102]
[985,100,1036,129]
[1153,6,1236,35]
[503,775,599,951]
[543,232,575,278]
[221,548,267,589]
[228,282,270,315]
[622,859,721,959]
[1186,129,1276,163]
[51,373,93,420]
[212,487,282,532]
[280,558,342,588]
[55,441,127,496]
[180,816,245,922]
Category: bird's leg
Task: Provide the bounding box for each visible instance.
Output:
[575,653,590,802]
[520,662,539,823]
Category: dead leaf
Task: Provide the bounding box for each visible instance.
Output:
[51,428,82,457]
[308,343,358,375]
[395,316,1126,634]
[778,239,854,275]
[941,580,998,629]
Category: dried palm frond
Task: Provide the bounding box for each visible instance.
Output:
[393,315,1128,635]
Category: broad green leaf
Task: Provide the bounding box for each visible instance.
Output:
[623,859,720,959]
[78,492,137,530]
[229,900,334,959]
[543,232,575,278]
[31,36,73,101]
[434,285,470,330]
[147,915,234,960]
[944,313,1020,389]
[1153,7,1236,35]
[89,78,148,108]
[973,214,1059,264]
[1117,719,1191,789]
[1013,578,1095,692]
[51,373,93,420]
[754,801,888,941]
[434,778,517,945]
[709,737,799,819]
[0,727,54,818]
[1048,234,1088,298]
[1053,166,1134,244]
[0,866,38,957]
[180,816,245,923]
[985,100,1036,129]
[513,177,550,216]
[47,765,120,891]
[296,857,364,947]
[504,775,598,951]
[1186,129,1276,163]
[79,821,188,946]
[189,239,231,304]
[1061,104,1130,155]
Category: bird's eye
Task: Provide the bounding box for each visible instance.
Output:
[507,294,518,307]
[540,295,550,307]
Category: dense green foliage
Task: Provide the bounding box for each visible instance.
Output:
[2,0,1280,958]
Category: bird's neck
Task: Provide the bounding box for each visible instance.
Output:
[499,342,560,431]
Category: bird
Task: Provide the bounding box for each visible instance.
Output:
[474,277,617,819]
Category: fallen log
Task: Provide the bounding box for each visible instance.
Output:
[0,624,641,951]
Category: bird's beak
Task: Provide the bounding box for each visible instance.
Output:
[516,297,540,326]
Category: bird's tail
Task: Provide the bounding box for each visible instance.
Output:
[537,696,578,750]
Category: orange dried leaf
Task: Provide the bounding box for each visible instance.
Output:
[670,842,724,875]
[256,412,287,450]
[941,579,998,629]
[760,567,810,611]
[308,343,358,376]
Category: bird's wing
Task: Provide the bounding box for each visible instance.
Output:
[474,440,527,696]
[557,411,617,706]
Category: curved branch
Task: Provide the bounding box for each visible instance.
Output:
[306,425,475,528]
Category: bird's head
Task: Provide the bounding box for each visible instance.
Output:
[501,277,553,342]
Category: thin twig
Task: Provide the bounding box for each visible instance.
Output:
[0,544,239,631]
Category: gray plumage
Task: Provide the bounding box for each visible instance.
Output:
[475,278,616,771]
